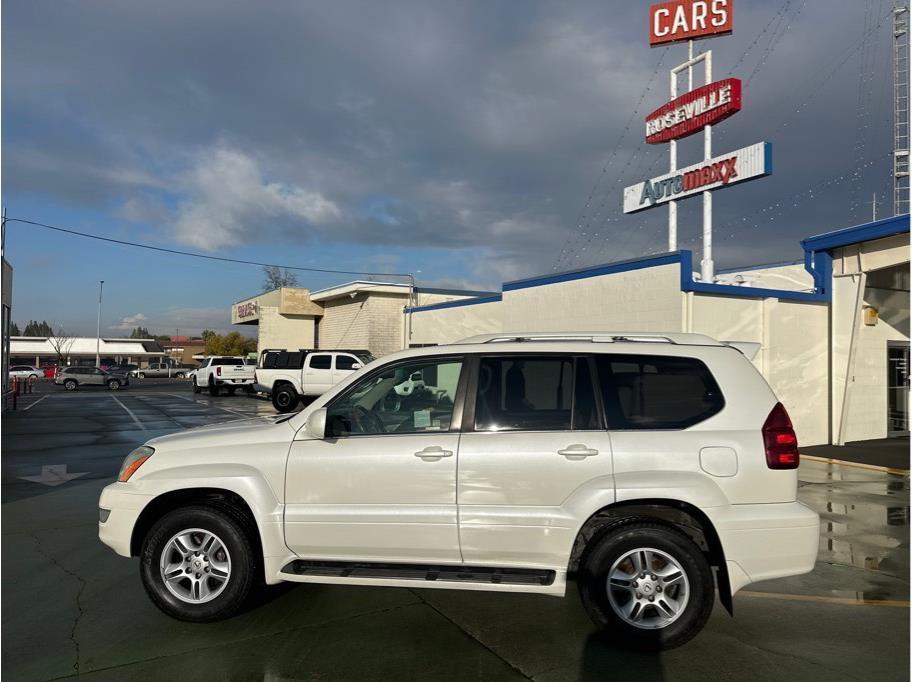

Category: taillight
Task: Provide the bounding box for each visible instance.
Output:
[763,402,799,469]
[217,366,222,376]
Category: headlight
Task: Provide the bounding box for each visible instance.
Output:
[118,446,154,482]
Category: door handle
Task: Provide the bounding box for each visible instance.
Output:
[557,444,599,459]
[414,446,453,460]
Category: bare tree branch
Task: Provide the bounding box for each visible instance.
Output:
[48,325,76,366]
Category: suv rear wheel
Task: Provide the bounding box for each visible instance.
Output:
[63,379,77,391]
[140,506,258,622]
[107,379,121,391]
[578,522,713,650]
[271,384,298,413]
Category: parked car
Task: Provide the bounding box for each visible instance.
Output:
[99,332,818,649]
[192,357,256,395]
[132,363,189,379]
[255,348,374,412]
[56,366,129,391]
[41,364,60,379]
[108,363,139,375]
[8,365,42,381]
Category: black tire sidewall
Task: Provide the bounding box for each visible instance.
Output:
[272,386,296,413]
[578,523,714,649]
[108,380,120,390]
[64,380,77,391]
[140,506,257,622]
[208,380,219,396]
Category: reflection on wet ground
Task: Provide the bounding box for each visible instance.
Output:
[786,459,911,602]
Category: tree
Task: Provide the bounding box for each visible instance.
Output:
[129,326,152,339]
[262,266,298,290]
[48,326,76,366]
[10,321,20,336]
[204,331,257,357]
[23,320,53,336]
[201,329,217,341]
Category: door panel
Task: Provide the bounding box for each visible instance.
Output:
[304,353,334,394]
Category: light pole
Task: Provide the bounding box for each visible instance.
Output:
[95,280,104,367]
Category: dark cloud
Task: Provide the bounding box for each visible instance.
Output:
[2,0,897,283]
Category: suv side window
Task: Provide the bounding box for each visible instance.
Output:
[474,355,597,432]
[596,354,724,430]
[308,354,332,370]
[327,358,463,437]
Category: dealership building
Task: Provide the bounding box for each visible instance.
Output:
[231,281,495,358]
[406,214,910,448]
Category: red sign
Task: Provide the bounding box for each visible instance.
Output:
[646,78,741,144]
[650,0,733,46]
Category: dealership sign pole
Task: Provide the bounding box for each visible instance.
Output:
[630,0,770,282]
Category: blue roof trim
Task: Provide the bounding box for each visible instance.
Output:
[406,294,502,314]
[801,214,910,251]
[503,252,682,291]
[678,250,828,302]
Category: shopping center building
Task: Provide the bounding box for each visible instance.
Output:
[406,214,910,447]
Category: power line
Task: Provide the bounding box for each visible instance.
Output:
[2,217,414,281]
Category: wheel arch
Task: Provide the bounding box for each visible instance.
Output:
[567,498,733,615]
[130,487,267,566]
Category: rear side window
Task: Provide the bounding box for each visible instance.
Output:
[474,355,597,432]
[214,358,244,366]
[309,354,332,370]
[596,355,724,429]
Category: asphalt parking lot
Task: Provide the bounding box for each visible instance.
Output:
[2,382,909,680]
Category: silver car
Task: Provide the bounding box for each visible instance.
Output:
[55,366,128,391]
[132,363,189,379]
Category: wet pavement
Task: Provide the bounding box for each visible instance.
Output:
[1,387,909,680]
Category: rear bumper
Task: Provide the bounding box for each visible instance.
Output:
[705,501,820,594]
[98,483,153,557]
[214,378,255,386]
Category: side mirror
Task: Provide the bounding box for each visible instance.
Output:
[351,362,363,370]
[306,408,328,439]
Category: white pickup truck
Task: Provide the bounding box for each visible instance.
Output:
[191,357,257,396]
[255,348,374,412]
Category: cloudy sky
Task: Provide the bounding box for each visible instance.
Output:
[2,0,897,336]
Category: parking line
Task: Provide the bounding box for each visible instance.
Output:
[111,395,148,431]
[801,454,910,476]
[739,590,910,608]
[166,393,259,418]
[21,395,50,411]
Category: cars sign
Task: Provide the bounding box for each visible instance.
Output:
[650,0,733,46]
[646,78,741,144]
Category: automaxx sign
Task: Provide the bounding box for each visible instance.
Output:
[623,142,771,213]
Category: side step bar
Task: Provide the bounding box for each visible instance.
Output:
[281,560,556,586]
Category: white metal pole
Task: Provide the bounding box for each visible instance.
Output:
[668,67,678,251]
[95,280,104,366]
[701,51,714,283]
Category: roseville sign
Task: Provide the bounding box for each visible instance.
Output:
[623,142,770,213]
[646,78,741,144]
[650,0,733,46]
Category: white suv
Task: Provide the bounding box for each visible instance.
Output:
[98,332,818,649]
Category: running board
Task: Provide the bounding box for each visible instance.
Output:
[281,560,555,586]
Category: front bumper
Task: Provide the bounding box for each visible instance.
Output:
[98,483,153,557]
[705,501,820,594]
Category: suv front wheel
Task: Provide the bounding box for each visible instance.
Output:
[578,522,714,650]
[140,506,258,622]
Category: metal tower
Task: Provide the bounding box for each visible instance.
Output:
[895,1,910,215]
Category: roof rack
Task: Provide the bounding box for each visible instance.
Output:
[454,331,721,346]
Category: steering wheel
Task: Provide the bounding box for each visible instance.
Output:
[349,404,386,434]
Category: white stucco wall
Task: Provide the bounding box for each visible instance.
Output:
[257,307,316,351]
[501,263,684,332]
[715,263,814,292]
[409,299,503,345]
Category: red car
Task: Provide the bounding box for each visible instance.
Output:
[41,365,59,379]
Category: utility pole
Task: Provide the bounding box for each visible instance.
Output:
[872,192,878,221]
[95,280,104,367]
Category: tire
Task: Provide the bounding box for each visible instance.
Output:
[192,377,201,394]
[140,506,259,622]
[244,386,255,395]
[29,374,39,381]
[577,522,714,650]
[64,379,77,391]
[175,372,185,379]
[271,384,298,413]
[107,379,121,391]
[138,372,146,379]
[208,380,220,397]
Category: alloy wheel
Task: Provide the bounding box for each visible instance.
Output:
[606,547,690,630]
[159,528,231,604]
